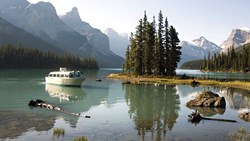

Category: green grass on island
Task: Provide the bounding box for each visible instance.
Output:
[107,73,250,91]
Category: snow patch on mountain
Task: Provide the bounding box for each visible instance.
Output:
[179,37,221,66]
[240,27,250,32]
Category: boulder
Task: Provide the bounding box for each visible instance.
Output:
[240,112,250,122]
[187,91,226,108]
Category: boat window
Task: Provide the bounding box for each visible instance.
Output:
[57,74,60,77]
[75,72,80,77]
[61,74,64,77]
[53,74,56,77]
[69,73,73,78]
[65,75,69,77]
[49,74,52,77]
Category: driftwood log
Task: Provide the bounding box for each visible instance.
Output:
[28,99,90,118]
[188,110,236,124]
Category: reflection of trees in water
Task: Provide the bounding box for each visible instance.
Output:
[216,87,250,110]
[0,110,80,140]
[124,84,180,141]
[0,111,55,140]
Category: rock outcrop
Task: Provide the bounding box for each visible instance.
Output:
[187,91,226,108]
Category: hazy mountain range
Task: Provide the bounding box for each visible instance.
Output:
[105,28,129,58]
[0,0,124,68]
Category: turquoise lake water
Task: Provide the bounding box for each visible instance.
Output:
[0,69,249,141]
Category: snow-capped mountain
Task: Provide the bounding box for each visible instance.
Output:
[105,28,129,58]
[179,37,222,66]
[220,28,250,52]
[60,7,124,67]
[193,36,222,52]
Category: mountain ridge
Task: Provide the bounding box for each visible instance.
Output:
[179,37,221,66]
[0,0,124,67]
[0,17,63,54]
[60,7,124,67]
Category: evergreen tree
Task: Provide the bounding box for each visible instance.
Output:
[124,45,131,73]
[124,11,181,76]
[134,19,144,75]
[169,26,181,76]
[0,44,98,69]
[164,17,171,75]
[156,11,164,75]
[144,21,155,75]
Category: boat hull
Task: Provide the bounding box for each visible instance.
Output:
[45,77,85,87]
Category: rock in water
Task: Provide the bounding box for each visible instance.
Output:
[187,91,226,108]
[240,112,250,122]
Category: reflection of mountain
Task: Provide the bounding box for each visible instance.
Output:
[175,85,204,98]
[219,88,250,110]
[124,84,180,141]
[45,84,86,102]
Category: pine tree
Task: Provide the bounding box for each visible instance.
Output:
[169,26,181,76]
[124,45,131,73]
[164,17,171,75]
[144,21,155,75]
[134,19,144,75]
[155,11,164,75]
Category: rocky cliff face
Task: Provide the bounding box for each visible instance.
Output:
[60,7,110,53]
[60,7,124,67]
[220,28,250,52]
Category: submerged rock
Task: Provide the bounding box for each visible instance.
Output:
[187,91,226,108]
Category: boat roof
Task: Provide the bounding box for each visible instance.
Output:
[48,68,82,75]
[49,71,75,75]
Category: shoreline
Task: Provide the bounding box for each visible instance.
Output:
[106,73,250,91]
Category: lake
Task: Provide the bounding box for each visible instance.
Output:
[0,69,249,141]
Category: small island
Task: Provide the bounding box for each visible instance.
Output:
[107,73,250,91]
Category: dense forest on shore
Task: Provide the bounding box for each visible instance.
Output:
[181,43,250,72]
[0,44,98,69]
[123,11,181,76]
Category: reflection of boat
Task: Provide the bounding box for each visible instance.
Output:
[45,84,85,102]
[45,68,85,87]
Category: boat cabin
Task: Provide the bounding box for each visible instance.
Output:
[47,68,83,78]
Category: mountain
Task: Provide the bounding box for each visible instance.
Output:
[0,17,63,53]
[60,7,124,67]
[105,28,129,58]
[220,28,250,52]
[0,0,123,67]
[0,0,91,56]
[179,37,222,66]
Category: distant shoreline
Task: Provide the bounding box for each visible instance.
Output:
[106,73,250,91]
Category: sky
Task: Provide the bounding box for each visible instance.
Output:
[27,0,250,45]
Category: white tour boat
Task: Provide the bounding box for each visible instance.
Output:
[45,68,85,87]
